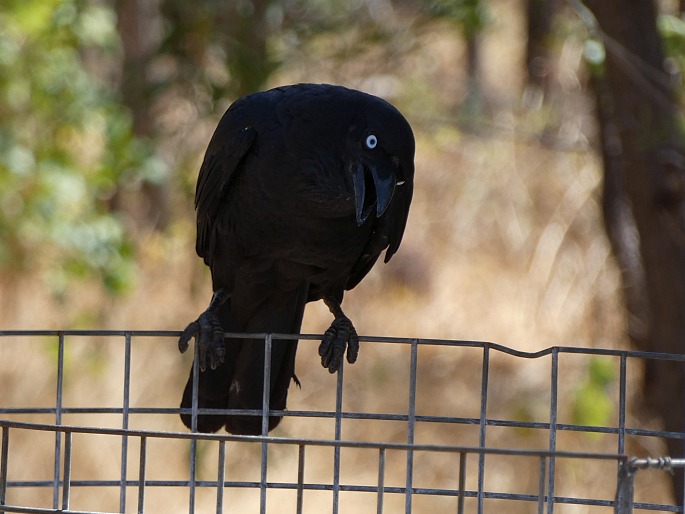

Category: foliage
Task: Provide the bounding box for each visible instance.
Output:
[0,0,547,303]
[0,0,162,295]
[425,0,489,37]
[572,357,615,432]
[658,14,685,87]
[583,12,685,87]
[158,0,419,110]
[159,0,278,102]
[0,0,427,301]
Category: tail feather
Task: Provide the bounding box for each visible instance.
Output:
[180,284,308,434]
[180,358,235,433]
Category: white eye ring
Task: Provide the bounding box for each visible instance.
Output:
[365,134,378,149]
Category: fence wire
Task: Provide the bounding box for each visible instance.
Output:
[0,330,683,513]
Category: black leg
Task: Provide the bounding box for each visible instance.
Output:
[178,288,230,371]
[318,296,360,373]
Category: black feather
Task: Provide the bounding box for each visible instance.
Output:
[180,83,415,434]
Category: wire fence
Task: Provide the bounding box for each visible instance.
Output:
[0,330,683,513]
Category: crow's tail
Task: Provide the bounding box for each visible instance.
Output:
[180,284,308,434]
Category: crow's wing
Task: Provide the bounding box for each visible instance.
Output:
[381,180,413,263]
[194,125,256,264]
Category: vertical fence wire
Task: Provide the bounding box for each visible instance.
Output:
[547,349,559,514]
[332,360,344,514]
[188,334,200,514]
[297,444,305,514]
[618,353,627,455]
[260,334,273,514]
[61,430,72,511]
[216,439,225,514]
[617,352,629,514]
[457,452,466,514]
[120,332,133,513]
[377,447,386,514]
[53,333,65,510]
[537,456,547,514]
[405,339,418,514]
[477,344,490,514]
[138,436,147,514]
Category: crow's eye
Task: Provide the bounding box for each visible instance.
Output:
[365,134,378,149]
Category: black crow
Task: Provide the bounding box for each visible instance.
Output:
[179,83,414,434]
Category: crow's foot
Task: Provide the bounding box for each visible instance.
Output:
[179,289,229,371]
[178,310,225,372]
[319,297,359,373]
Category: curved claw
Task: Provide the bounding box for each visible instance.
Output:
[346,331,360,364]
[178,321,199,353]
[318,316,359,373]
[178,310,225,372]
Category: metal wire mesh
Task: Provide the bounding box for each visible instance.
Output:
[0,330,683,513]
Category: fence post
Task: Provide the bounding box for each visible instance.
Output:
[615,459,635,514]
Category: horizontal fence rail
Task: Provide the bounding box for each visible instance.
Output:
[0,330,683,513]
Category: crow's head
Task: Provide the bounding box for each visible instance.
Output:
[279,84,414,224]
[346,95,415,226]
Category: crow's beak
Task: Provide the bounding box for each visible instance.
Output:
[352,161,396,225]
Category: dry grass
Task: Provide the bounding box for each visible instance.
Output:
[0,1,676,512]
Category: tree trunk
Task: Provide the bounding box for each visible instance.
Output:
[222,0,274,99]
[584,0,685,503]
[116,0,169,230]
[525,0,555,93]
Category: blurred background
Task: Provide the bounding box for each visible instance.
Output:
[1,0,685,511]
[0,0,618,338]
